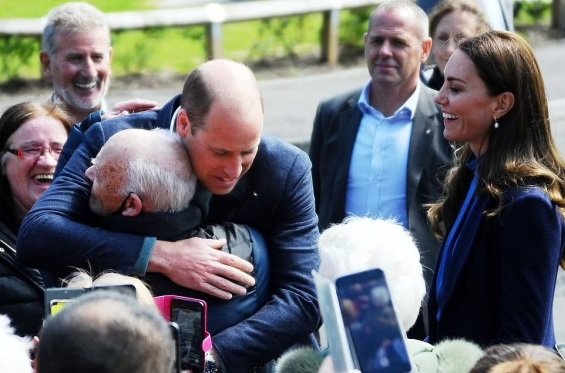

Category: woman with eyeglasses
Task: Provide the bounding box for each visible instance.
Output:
[0,101,71,337]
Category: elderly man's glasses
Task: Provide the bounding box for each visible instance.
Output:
[5,146,63,160]
[112,192,138,216]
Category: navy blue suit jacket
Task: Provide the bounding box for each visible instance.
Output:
[18,95,321,371]
[428,187,565,347]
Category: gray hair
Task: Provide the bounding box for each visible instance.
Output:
[123,129,196,213]
[42,2,109,55]
[372,0,430,40]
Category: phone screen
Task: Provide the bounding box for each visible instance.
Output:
[335,268,411,373]
[50,299,72,316]
[171,299,205,372]
[45,285,137,318]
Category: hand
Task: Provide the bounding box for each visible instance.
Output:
[103,99,159,119]
[148,237,255,299]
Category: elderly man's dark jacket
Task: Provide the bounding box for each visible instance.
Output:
[0,218,44,337]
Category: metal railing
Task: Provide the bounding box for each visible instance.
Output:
[0,0,383,65]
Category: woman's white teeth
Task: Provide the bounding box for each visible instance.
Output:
[443,112,458,119]
[34,174,54,182]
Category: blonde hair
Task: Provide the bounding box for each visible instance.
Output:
[64,270,156,310]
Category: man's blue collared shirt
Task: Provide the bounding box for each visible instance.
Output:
[345,82,419,228]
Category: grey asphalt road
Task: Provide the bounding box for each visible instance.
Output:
[0,40,564,344]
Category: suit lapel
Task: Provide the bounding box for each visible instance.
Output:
[333,95,362,221]
[406,86,440,212]
[435,187,489,319]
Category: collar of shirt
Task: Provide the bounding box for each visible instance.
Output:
[357,81,420,121]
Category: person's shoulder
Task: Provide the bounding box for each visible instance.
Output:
[319,88,363,110]
[91,95,181,137]
[259,135,308,158]
[420,65,443,92]
[421,65,435,83]
[254,135,310,172]
[501,186,563,227]
[504,186,553,206]
[419,81,439,101]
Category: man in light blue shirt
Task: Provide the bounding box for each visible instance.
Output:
[310,0,453,339]
[347,83,420,227]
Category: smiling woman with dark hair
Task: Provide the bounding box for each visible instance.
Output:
[0,101,71,337]
[427,31,565,348]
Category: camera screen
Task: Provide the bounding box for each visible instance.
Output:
[171,301,204,371]
[50,299,72,316]
[337,271,411,373]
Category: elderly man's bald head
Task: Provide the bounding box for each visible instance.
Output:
[85,128,196,216]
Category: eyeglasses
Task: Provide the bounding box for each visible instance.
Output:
[111,191,137,216]
[5,146,63,160]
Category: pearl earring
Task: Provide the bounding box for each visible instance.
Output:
[494,118,499,129]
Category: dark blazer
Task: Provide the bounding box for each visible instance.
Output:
[18,95,321,371]
[428,187,565,348]
[0,219,44,337]
[309,85,453,285]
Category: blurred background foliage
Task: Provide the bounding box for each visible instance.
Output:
[0,0,553,84]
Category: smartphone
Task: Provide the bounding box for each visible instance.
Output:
[44,288,84,318]
[335,268,412,373]
[556,344,565,360]
[169,322,181,373]
[170,298,206,373]
[44,285,137,318]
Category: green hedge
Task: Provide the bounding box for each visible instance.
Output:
[0,7,373,84]
[0,1,550,84]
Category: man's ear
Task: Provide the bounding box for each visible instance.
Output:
[39,51,53,81]
[494,91,515,119]
[122,193,143,217]
[421,37,433,63]
[176,108,192,137]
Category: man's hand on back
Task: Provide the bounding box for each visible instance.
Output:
[148,237,255,299]
[104,99,159,119]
